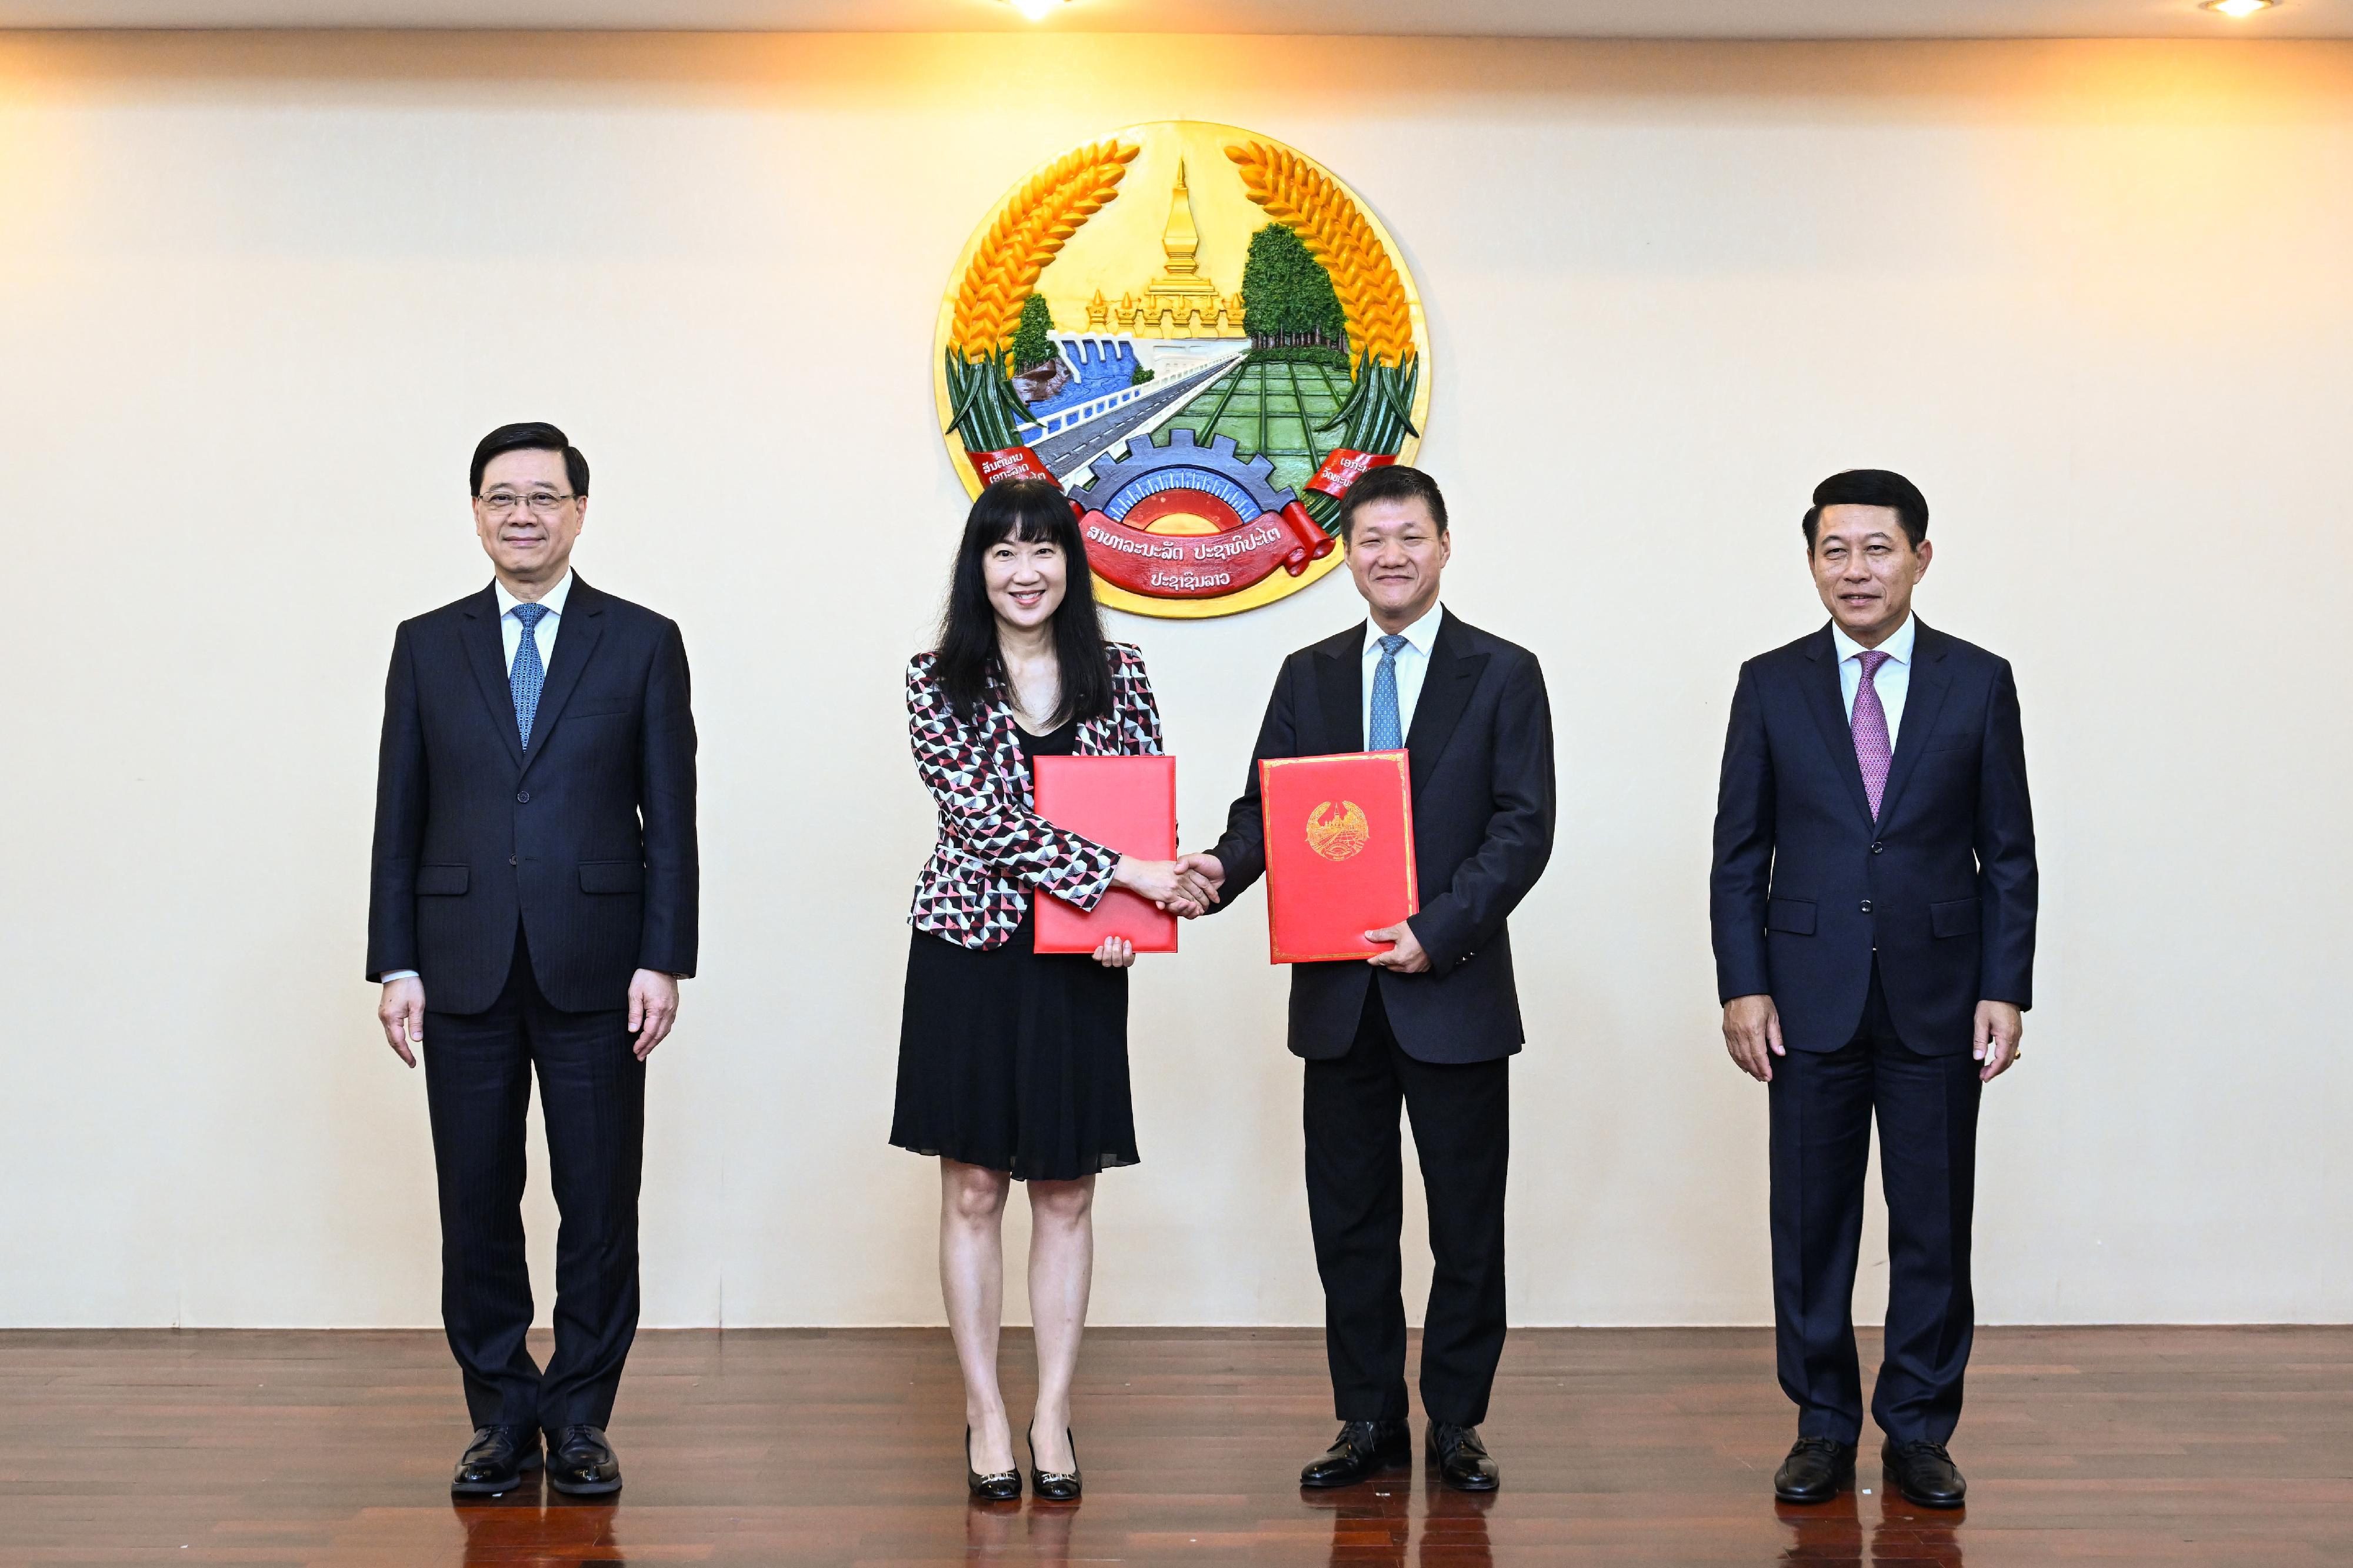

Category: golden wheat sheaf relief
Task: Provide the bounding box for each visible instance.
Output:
[1223,139,1415,369]
[949,139,1141,360]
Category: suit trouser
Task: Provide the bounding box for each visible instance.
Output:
[422,928,645,1433]
[1304,982,1511,1427]
[1769,962,1981,1446]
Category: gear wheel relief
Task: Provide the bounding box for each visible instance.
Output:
[1070,428,1332,599]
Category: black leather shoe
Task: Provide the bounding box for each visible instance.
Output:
[1026,1424,1082,1502]
[451,1424,541,1495]
[1426,1423,1499,1492]
[1881,1439,1967,1508]
[544,1424,622,1496]
[1300,1419,1411,1489]
[966,1426,1022,1501]
[1772,1437,1857,1503]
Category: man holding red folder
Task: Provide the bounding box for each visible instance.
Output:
[1179,466,1555,1492]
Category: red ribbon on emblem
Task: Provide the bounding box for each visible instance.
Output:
[1079,509,1305,599]
[1275,502,1335,576]
[969,445,1058,488]
[1304,448,1397,501]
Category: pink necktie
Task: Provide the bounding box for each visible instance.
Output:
[1853,649,1892,819]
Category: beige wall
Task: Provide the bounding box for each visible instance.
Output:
[1,31,2347,1329]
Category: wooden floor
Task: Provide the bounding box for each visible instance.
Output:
[1,1326,2347,1566]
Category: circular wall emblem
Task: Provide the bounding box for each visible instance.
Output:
[934,121,1432,619]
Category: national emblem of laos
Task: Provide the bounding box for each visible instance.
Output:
[934,121,1433,619]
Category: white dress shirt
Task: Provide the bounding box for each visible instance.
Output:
[495,570,572,675]
[1361,602,1445,748]
[1831,612,1917,745]
[381,573,575,986]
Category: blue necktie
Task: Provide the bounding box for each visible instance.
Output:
[510,602,549,749]
[1368,633,1407,750]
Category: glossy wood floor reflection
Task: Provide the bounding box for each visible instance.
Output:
[2,1326,2348,1566]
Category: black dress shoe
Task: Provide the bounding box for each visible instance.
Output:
[1772,1437,1857,1503]
[544,1424,622,1496]
[1026,1424,1082,1502]
[451,1424,541,1495]
[1300,1419,1411,1489]
[966,1426,1022,1501]
[1881,1438,1967,1508]
[1426,1423,1499,1492]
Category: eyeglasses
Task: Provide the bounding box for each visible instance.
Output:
[476,489,578,515]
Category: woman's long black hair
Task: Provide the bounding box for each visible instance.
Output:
[933,478,1115,726]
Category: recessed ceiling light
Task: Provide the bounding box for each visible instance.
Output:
[2201,0,2278,17]
[1004,0,1071,19]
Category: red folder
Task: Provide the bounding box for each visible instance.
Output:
[1032,755,1179,954]
[1259,750,1419,964]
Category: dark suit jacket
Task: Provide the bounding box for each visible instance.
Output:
[366,576,698,1015]
[1206,609,1556,1064]
[1709,619,2035,1056]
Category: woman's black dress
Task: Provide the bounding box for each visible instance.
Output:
[890,716,1139,1181]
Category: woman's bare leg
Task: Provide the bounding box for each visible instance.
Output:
[940,1157,1016,1473]
[1025,1175,1096,1474]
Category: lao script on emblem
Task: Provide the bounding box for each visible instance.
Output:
[934,121,1434,620]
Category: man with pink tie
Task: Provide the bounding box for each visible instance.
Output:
[1709,469,2038,1511]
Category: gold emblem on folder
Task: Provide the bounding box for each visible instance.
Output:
[1305,800,1370,861]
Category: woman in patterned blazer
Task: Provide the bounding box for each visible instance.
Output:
[892,479,1210,1501]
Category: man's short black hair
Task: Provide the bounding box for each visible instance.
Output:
[471,422,589,498]
[1338,463,1448,541]
[1803,468,1926,552]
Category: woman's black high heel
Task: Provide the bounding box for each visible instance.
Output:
[1026,1424,1082,1502]
[966,1426,1022,1500]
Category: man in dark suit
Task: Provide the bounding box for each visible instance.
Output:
[368,422,696,1497]
[1709,469,2035,1511]
[1179,465,1555,1492]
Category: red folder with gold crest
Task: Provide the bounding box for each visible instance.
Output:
[1258,750,1418,964]
[1032,755,1179,955]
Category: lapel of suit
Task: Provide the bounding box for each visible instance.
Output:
[459,585,526,772]
[1801,623,1877,828]
[1314,629,1363,754]
[1074,709,1116,757]
[984,683,1031,802]
[517,576,606,780]
[1405,610,1485,802]
[1872,619,1953,828]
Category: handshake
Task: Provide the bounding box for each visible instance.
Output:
[1099,852,1431,975]
[1114,853,1228,920]
[1081,854,1228,970]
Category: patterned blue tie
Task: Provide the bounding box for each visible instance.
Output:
[1368,633,1408,750]
[510,602,549,749]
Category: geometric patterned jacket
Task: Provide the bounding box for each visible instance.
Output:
[905,641,1166,950]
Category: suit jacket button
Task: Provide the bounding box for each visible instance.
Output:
[516,790,531,803]
[508,855,518,866]
[1860,899,1873,913]
[1871,841,1884,854]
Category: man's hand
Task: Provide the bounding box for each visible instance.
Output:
[1973,1000,2023,1082]
[1172,853,1225,919]
[1722,993,1784,1082]
[628,970,681,1061]
[378,978,425,1069]
[1365,921,1431,973]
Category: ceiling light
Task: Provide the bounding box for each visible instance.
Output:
[2201,0,2278,16]
[1004,0,1069,19]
